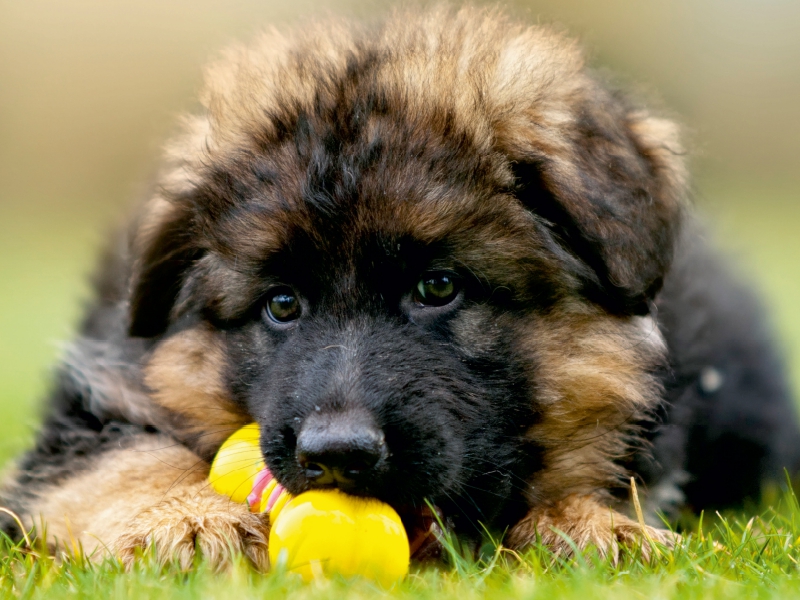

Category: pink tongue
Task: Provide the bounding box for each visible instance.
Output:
[246,468,274,512]
[265,482,287,511]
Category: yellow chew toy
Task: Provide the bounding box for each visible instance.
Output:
[208,423,264,503]
[209,423,410,586]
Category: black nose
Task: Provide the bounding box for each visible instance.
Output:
[296,411,387,491]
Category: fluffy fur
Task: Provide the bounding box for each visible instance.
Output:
[2,5,798,567]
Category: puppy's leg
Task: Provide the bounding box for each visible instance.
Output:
[507,494,676,562]
[21,433,269,570]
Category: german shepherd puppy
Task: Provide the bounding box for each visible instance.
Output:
[2,6,798,568]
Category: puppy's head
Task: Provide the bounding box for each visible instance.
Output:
[134,7,686,540]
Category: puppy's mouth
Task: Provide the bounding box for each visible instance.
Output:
[398,504,445,561]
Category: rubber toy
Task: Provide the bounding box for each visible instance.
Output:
[208,422,265,504]
[209,423,410,586]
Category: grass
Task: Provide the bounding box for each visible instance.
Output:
[3,485,800,599]
[1,177,800,597]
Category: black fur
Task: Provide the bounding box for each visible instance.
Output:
[633,227,800,512]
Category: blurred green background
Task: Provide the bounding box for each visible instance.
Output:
[1,0,799,466]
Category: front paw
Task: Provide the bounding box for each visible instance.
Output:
[507,494,677,562]
[114,492,269,571]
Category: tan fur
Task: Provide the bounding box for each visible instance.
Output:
[25,434,268,569]
[157,7,586,206]
[521,306,665,502]
[165,5,683,206]
[143,326,249,457]
[507,494,676,562]
[497,306,668,555]
[114,491,269,571]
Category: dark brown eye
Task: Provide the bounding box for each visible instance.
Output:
[414,273,460,307]
[264,287,300,323]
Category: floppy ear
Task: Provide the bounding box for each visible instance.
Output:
[128,198,203,338]
[511,92,686,315]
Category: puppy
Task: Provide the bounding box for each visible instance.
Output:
[2,6,799,568]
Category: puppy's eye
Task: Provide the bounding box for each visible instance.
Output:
[264,287,300,323]
[414,273,460,307]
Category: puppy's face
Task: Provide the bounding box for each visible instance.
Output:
[133,9,686,542]
[219,143,549,532]
[174,127,550,532]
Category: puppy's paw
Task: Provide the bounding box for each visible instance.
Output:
[507,494,677,562]
[114,492,269,571]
